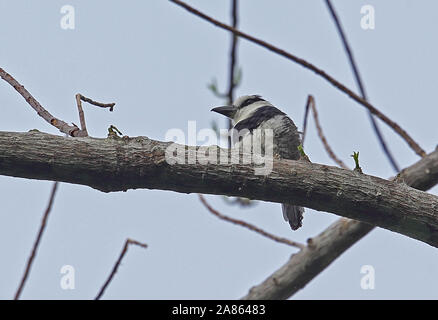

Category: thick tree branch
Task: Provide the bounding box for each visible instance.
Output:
[0,130,437,247]
[242,147,438,300]
[242,218,373,300]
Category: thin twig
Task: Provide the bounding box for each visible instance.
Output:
[0,67,115,137]
[14,182,59,300]
[75,94,88,136]
[302,95,348,169]
[0,67,83,136]
[198,194,304,250]
[78,94,115,111]
[95,238,148,300]
[226,0,239,144]
[74,94,116,137]
[325,0,400,172]
[170,0,426,158]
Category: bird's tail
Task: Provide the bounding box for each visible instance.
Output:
[282,203,304,230]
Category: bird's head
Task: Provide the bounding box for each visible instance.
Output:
[211,95,271,124]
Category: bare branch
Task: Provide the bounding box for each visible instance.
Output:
[0,67,115,138]
[74,93,116,137]
[0,67,83,137]
[14,182,59,300]
[1,130,437,247]
[226,0,239,143]
[302,95,348,169]
[75,94,88,136]
[78,94,115,111]
[169,0,426,158]
[199,194,304,249]
[325,0,400,172]
[242,147,438,300]
[95,238,148,300]
[223,0,248,207]
[242,218,373,300]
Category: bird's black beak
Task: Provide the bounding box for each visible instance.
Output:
[211,106,236,118]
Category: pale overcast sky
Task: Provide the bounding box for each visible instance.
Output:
[1,0,437,299]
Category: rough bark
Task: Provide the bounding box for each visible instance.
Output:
[242,219,373,300]
[242,147,438,299]
[0,130,438,247]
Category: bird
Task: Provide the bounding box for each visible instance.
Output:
[211,95,304,230]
